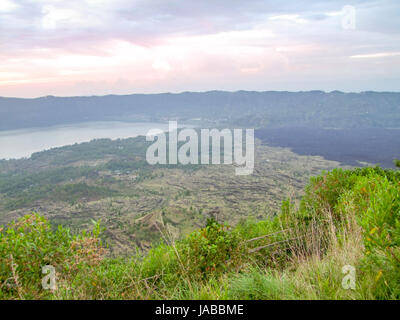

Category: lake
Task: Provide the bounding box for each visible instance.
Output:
[0,121,175,160]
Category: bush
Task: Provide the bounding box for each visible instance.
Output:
[182,219,243,278]
[298,167,400,299]
[0,213,105,299]
[338,173,400,298]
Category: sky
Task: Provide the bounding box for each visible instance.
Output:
[0,0,400,97]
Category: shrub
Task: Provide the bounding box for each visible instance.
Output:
[182,219,243,278]
[0,213,105,299]
[338,173,400,298]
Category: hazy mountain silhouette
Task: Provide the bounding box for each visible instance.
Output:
[1,90,400,130]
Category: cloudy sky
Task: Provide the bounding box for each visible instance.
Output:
[0,0,399,97]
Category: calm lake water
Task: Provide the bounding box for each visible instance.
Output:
[0,121,174,160]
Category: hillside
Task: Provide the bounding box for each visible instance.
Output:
[1,91,400,130]
[1,166,399,299]
[0,135,343,255]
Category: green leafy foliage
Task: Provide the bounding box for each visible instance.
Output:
[298,167,400,298]
[338,174,400,298]
[0,213,104,299]
[182,219,243,277]
[1,166,400,300]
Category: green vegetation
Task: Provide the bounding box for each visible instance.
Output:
[0,136,339,254]
[0,214,104,299]
[0,136,202,212]
[1,166,399,299]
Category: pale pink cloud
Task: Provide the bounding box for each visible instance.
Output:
[0,0,399,96]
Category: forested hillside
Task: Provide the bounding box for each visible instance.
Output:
[1,91,400,130]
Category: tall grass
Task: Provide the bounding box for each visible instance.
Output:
[0,166,399,299]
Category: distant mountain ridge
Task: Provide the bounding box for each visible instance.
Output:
[1,90,400,130]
